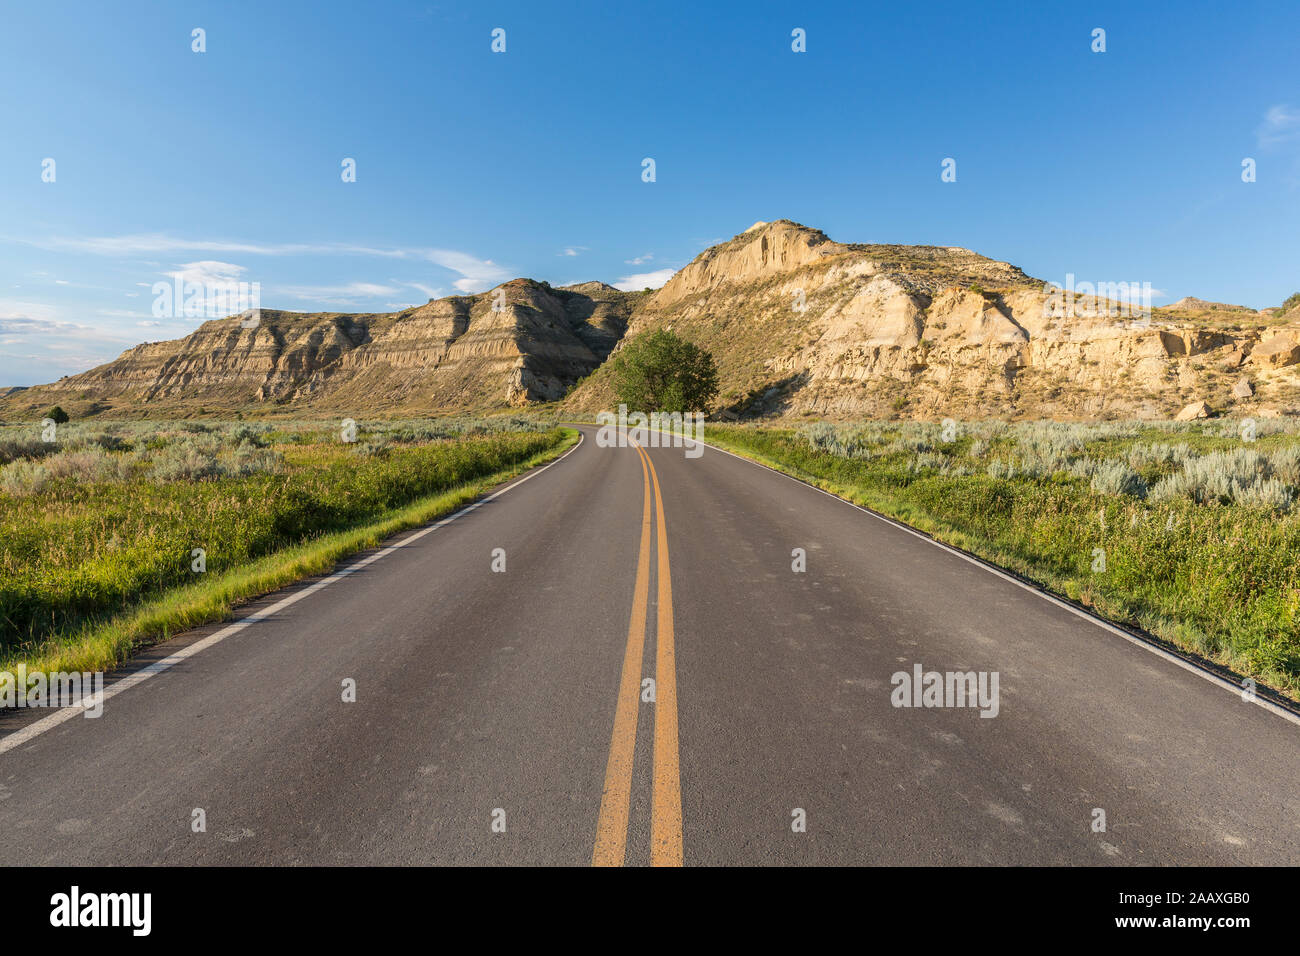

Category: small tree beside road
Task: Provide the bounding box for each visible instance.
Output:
[609,330,718,414]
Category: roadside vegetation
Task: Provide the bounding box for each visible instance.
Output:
[0,417,575,676]
[705,417,1300,700]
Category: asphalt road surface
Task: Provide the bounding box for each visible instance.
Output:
[3,425,1298,866]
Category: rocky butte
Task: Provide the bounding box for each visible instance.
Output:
[567,221,1300,421]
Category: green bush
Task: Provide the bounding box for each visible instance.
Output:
[1090,460,1148,498]
[609,330,719,414]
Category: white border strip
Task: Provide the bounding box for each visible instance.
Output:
[683,430,1300,729]
[0,432,585,755]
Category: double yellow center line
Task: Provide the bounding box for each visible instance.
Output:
[592,439,683,867]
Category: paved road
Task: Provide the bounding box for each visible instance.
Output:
[3,425,1298,865]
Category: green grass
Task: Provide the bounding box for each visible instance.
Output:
[703,420,1300,701]
[1,423,577,676]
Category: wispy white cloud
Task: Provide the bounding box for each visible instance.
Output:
[0,310,134,346]
[275,281,403,305]
[423,249,510,292]
[19,234,372,257]
[0,304,134,384]
[0,351,116,374]
[0,300,61,324]
[0,316,92,336]
[624,253,654,265]
[614,268,675,291]
[558,246,587,257]
[164,260,248,286]
[1257,104,1300,147]
[405,281,443,299]
[10,233,513,294]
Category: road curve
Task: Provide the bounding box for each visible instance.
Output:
[2,425,1298,865]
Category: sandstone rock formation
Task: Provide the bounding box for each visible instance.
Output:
[1251,333,1300,370]
[567,221,1300,420]
[3,281,638,417]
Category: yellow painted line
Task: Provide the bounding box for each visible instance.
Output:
[644,447,684,867]
[591,440,653,866]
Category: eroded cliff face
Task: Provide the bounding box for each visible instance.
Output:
[649,220,849,308]
[569,221,1300,420]
[6,281,638,416]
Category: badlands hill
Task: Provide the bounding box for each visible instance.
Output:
[3,220,1298,421]
[567,221,1300,420]
[1,280,641,417]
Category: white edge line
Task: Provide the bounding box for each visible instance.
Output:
[0,431,586,755]
[646,426,1300,730]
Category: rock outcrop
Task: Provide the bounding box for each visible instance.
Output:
[3,281,639,416]
[1251,333,1300,370]
[1175,401,1211,421]
[567,221,1300,420]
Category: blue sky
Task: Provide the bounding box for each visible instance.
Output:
[2,0,1298,386]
